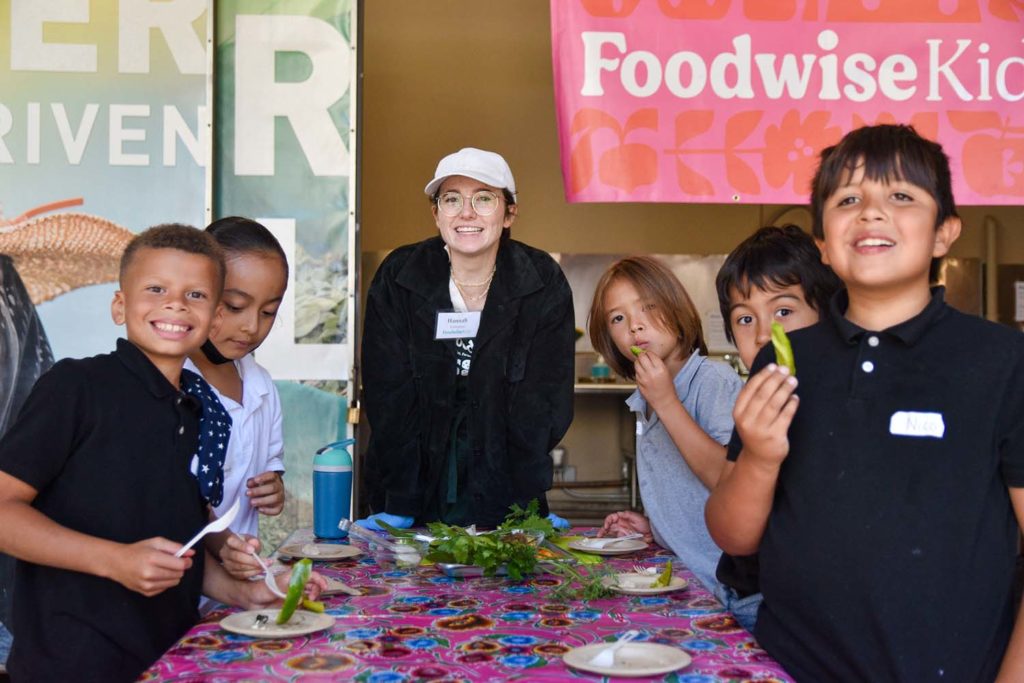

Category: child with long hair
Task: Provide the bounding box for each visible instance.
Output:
[185,217,289,577]
[590,256,741,609]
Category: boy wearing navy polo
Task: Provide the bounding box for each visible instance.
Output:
[0,225,319,682]
[706,125,1024,682]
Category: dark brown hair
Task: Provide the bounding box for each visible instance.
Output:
[120,223,225,290]
[206,216,289,281]
[716,225,842,343]
[589,256,707,380]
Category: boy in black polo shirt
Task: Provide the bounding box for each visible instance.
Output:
[706,124,1024,682]
[0,225,319,682]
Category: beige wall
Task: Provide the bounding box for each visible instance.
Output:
[361,0,1024,261]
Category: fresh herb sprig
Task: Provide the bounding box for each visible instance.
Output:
[498,499,557,538]
[545,561,617,601]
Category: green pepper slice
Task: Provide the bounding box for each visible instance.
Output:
[651,560,673,588]
[276,558,312,624]
[770,321,796,376]
[629,345,644,357]
[301,598,325,613]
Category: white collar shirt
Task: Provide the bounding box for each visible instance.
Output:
[185,354,285,537]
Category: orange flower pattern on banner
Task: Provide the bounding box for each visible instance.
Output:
[570,108,660,193]
[580,0,642,17]
[763,110,842,193]
[658,0,730,19]
[826,0,982,22]
[579,0,1013,21]
[949,112,1024,196]
[988,0,1024,20]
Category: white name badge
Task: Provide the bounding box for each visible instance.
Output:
[889,411,945,439]
[435,311,481,340]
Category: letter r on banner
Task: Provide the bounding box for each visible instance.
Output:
[234,15,350,176]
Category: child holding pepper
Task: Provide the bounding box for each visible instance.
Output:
[706,124,1024,681]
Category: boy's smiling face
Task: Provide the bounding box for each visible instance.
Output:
[112,246,220,382]
[728,282,820,370]
[819,164,959,298]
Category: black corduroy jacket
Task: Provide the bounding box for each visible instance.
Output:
[362,236,575,527]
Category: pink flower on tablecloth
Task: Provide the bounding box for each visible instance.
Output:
[693,614,743,633]
[458,653,494,663]
[436,614,494,630]
[344,640,379,653]
[252,640,292,653]
[762,110,842,193]
[180,634,222,649]
[392,625,426,636]
[539,603,570,613]
[284,654,355,671]
[461,639,501,652]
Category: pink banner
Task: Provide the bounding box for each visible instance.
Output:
[551,1,1024,204]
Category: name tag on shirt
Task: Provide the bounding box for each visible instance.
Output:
[435,311,481,339]
[889,411,945,439]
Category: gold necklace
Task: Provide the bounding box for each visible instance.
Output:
[454,278,491,303]
[450,264,496,288]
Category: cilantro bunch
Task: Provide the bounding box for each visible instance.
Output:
[424,522,540,579]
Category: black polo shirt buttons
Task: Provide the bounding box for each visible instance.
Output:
[178,425,185,435]
[861,361,875,373]
[868,335,880,347]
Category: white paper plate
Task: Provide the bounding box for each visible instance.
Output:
[567,538,648,555]
[278,542,362,561]
[602,572,688,595]
[220,609,335,638]
[563,642,692,677]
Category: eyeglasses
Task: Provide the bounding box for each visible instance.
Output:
[436,190,502,217]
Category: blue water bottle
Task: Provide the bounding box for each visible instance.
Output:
[313,439,354,539]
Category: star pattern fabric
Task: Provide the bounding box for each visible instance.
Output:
[180,369,232,507]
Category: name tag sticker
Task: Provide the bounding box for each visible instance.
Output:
[889,411,945,439]
[435,311,481,340]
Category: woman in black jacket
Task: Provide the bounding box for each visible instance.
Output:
[359,148,575,529]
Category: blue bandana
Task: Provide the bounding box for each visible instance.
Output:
[180,369,232,507]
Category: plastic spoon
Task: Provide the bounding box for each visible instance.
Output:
[589,629,641,667]
[174,498,240,558]
[232,532,286,599]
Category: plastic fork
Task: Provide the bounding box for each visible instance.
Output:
[233,532,285,599]
[589,629,641,667]
[632,564,657,575]
[174,499,240,558]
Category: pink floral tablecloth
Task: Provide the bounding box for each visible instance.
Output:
[142,528,792,682]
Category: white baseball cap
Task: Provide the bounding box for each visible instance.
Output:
[424,147,516,198]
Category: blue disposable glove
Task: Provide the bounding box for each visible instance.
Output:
[547,512,571,530]
[355,512,414,532]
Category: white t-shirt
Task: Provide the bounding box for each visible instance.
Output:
[185,354,285,537]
